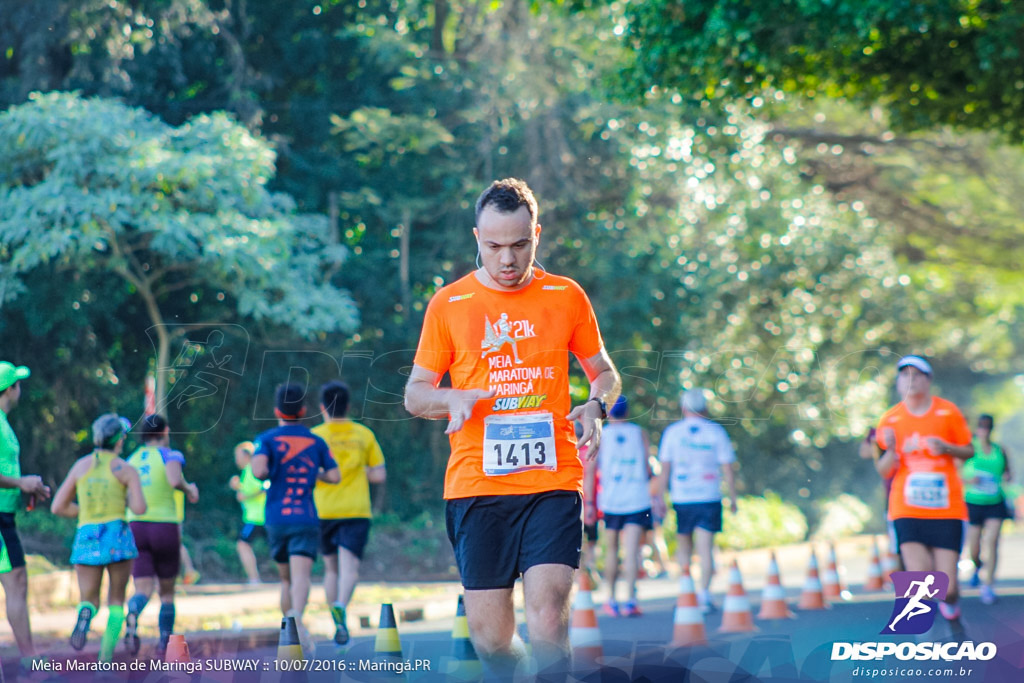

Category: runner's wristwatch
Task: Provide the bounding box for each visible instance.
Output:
[587,397,608,419]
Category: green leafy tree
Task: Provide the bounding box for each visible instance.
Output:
[0,91,358,408]
[614,0,1024,139]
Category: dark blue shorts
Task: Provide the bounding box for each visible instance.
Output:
[673,501,724,534]
[967,501,1010,526]
[238,523,267,544]
[266,524,319,563]
[603,509,653,532]
[320,518,371,559]
[446,491,582,590]
[893,517,964,552]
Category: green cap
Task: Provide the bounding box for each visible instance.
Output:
[0,363,30,392]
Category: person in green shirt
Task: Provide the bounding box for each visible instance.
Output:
[229,440,267,585]
[0,361,51,658]
[963,413,1014,605]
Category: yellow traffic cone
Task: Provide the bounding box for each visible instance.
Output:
[449,595,482,681]
[277,616,304,663]
[375,603,403,663]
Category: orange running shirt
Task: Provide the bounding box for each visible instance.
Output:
[876,396,972,521]
[413,272,605,499]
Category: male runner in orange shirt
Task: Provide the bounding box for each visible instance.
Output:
[405,178,620,677]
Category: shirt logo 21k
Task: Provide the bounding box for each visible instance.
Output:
[882,571,949,635]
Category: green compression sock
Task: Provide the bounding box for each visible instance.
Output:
[100,604,125,663]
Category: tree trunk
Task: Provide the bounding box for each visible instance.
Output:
[399,207,411,316]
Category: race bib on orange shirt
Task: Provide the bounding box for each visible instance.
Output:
[483,413,557,476]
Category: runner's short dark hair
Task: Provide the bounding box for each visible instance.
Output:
[320,381,350,419]
[475,178,538,225]
[141,414,168,441]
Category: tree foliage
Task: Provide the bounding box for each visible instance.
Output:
[616,0,1024,140]
[0,92,358,406]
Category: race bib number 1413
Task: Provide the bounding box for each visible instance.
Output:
[483,413,557,476]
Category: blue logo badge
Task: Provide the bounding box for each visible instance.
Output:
[881,571,949,635]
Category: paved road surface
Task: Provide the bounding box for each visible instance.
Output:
[8,530,1024,681]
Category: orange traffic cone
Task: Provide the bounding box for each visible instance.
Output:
[757,551,794,620]
[864,539,884,591]
[822,544,850,601]
[719,560,757,633]
[797,549,829,610]
[668,566,707,647]
[165,634,190,663]
[569,570,602,668]
[882,542,900,586]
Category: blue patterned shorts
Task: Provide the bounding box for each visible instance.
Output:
[70,520,138,566]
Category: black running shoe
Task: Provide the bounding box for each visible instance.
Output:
[70,604,94,651]
[124,611,141,656]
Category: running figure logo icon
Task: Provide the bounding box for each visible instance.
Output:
[881,571,949,634]
[481,313,530,364]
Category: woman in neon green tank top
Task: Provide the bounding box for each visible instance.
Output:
[51,413,146,662]
[963,414,1014,605]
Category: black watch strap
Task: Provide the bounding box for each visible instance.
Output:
[587,397,607,419]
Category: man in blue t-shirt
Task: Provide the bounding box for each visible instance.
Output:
[252,383,339,652]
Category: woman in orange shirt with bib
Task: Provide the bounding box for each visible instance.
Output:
[875,356,973,621]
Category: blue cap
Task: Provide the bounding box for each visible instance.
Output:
[609,395,628,419]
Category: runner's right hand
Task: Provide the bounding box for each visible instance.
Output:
[445,388,495,434]
[19,475,50,498]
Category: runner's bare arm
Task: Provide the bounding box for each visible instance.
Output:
[367,465,387,484]
[1003,447,1013,482]
[924,437,973,460]
[566,348,620,456]
[114,460,148,516]
[165,459,199,503]
[876,427,898,478]
[251,454,269,480]
[403,364,495,434]
[722,462,739,514]
[50,459,84,518]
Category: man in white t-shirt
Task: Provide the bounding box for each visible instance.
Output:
[657,388,738,612]
[589,395,653,617]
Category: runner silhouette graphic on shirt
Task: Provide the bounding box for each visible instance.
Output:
[888,574,939,631]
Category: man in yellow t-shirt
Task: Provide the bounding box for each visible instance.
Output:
[312,381,385,646]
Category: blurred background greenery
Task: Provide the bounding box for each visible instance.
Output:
[1,0,1022,578]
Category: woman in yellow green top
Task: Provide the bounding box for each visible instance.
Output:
[51,413,146,662]
[963,413,1014,605]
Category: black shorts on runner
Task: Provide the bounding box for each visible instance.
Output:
[129,521,181,579]
[583,522,599,543]
[0,513,26,569]
[603,509,653,532]
[446,491,582,590]
[238,523,267,544]
[266,524,319,563]
[673,501,724,534]
[893,518,964,552]
[967,501,1010,526]
[319,518,371,559]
